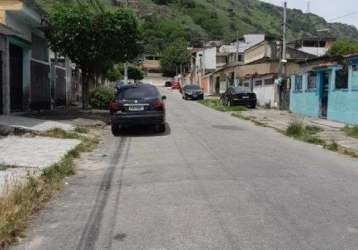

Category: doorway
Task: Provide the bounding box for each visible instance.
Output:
[320,71,330,118]
[215,77,220,95]
[10,44,23,112]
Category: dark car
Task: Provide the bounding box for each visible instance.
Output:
[164,81,172,87]
[109,84,166,135]
[171,81,181,90]
[220,86,257,108]
[182,84,204,100]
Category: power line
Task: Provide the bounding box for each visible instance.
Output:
[328,10,358,22]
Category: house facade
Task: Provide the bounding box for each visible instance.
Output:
[201,39,313,108]
[287,37,336,57]
[290,55,358,124]
[0,0,74,114]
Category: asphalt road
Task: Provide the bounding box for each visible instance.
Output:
[12,88,358,250]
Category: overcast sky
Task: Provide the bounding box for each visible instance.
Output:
[260,0,358,28]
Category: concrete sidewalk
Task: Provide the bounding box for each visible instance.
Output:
[0,136,81,196]
[0,113,88,196]
[0,115,75,135]
[239,108,358,154]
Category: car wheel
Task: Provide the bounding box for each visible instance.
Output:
[111,124,122,136]
[155,123,166,133]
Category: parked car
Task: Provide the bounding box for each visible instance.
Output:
[182,84,204,100]
[171,81,181,90]
[164,81,172,87]
[109,83,166,135]
[220,86,257,108]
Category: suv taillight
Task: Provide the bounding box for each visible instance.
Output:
[152,99,164,111]
[109,100,122,113]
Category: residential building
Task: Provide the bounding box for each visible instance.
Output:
[201,38,315,108]
[290,54,358,124]
[193,34,266,94]
[287,37,336,57]
[0,0,73,114]
[141,55,161,74]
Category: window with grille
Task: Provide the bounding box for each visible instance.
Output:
[335,66,349,90]
[307,72,317,90]
[294,75,303,91]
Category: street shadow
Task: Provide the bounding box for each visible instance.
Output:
[116,123,171,138]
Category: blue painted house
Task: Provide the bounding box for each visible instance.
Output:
[290,55,358,124]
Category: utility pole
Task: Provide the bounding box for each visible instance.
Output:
[234,31,239,86]
[124,62,128,84]
[279,0,288,109]
[282,1,287,68]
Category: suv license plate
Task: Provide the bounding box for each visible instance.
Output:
[128,106,144,111]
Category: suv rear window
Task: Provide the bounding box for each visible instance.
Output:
[184,85,200,90]
[118,85,159,100]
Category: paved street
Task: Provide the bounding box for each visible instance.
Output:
[12,87,358,250]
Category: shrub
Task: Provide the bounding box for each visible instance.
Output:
[325,142,339,151]
[90,86,114,110]
[286,120,304,137]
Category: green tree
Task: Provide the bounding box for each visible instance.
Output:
[127,66,144,81]
[46,3,141,108]
[105,65,123,81]
[328,40,358,56]
[160,39,191,77]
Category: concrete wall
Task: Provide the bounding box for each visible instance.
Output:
[253,76,276,107]
[200,77,209,94]
[202,47,216,70]
[244,42,271,64]
[290,73,321,118]
[5,13,32,41]
[327,64,358,124]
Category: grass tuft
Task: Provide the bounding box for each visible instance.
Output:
[74,127,89,134]
[342,125,358,138]
[325,142,339,152]
[0,128,100,247]
[286,120,305,137]
[198,99,248,112]
[286,121,324,145]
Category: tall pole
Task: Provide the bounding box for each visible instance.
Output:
[124,62,128,84]
[279,0,288,110]
[234,31,239,86]
[282,1,287,66]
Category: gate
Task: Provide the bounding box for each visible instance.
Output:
[55,66,66,106]
[9,44,23,112]
[30,59,51,110]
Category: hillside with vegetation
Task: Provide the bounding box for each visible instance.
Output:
[138,0,358,53]
[36,0,358,55]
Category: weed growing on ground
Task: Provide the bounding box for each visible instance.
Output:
[342,125,358,138]
[74,127,89,134]
[286,120,305,137]
[198,99,248,112]
[325,142,339,152]
[0,128,100,247]
[286,121,324,145]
